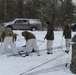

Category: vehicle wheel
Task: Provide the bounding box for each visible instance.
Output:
[31,27,37,31]
[7,26,13,30]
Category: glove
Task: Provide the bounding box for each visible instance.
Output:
[44,37,46,40]
[65,51,69,54]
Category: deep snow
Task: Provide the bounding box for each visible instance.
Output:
[0,30,76,75]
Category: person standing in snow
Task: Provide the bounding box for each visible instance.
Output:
[21,31,40,56]
[1,27,18,55]
[44,21,54,54]
[63,21,71,53]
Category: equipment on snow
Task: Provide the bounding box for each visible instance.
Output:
[7,51,26,57]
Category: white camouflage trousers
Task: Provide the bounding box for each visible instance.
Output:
[65,39,71,51]
[65,39,71,65]
[46,40,53,53]
[25,39,40,56]
[1,37,18,54]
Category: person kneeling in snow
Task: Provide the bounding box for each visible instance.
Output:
[22,31,40,56]
[1,27,18,55]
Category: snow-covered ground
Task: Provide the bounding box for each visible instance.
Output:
[0,30,76,75]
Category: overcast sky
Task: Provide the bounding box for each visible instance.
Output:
[73,0,76,5]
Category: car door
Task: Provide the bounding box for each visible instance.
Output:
[12,20,23,29]
[22,20,30,29]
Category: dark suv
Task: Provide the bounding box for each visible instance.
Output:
[71,23,76,31]
[3,18,42,31]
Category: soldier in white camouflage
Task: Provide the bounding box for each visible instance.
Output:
[22,31,40,56]
[1,27,18,55]
[44,21,54,54]
[62,21,72,68]
[63,21,71,53]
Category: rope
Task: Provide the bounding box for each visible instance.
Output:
[26,45,66,54]
[23,63,68,75]
[8,44,71,57]
[38,43,72,53]
[60,36,64,51]
[40,45,66,51]
[37,39,46,43]
[7,45,66,57]
[38,40,45,47]
[20,52,66,75]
